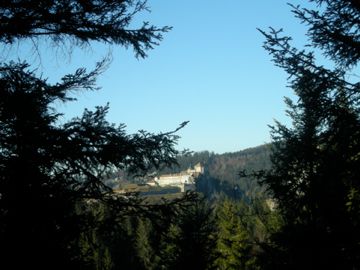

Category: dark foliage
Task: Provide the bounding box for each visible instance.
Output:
[160,198,217,270]
[0,60,186,268]
[155,146,271,202]
[0,0,171,58]
[291,0,360,68]
[259,1,360,269]
[75,192,216,270]
[0,0,185,268]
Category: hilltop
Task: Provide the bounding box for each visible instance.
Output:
[164,144,271,201]
[109,144,272,201]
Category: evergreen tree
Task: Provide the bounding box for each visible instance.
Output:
[0,1,181,269]
[77,201,113,270]
[0,0,171,58]
[135,219,157,270]
[160,198,217,270]
[214,199,257,270]
[259,0,360,268]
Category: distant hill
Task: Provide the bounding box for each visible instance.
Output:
[108,144,272,201]
[158,144,272,201]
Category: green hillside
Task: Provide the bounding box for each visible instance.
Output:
[109,144,272,201]
[156,144,272,201]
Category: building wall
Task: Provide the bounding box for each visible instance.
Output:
[155,174,193,186]
[151,163,204,192]
[194,163,204,174]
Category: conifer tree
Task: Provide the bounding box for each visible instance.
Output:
[215,199,257,270]
[259,0,360,268]
[135,219,157,270]
[0,1,182,269]
[0,0,171,58]
[160,198,217,270]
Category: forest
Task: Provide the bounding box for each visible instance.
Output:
[170,145,271,201]
[0,0,360,269]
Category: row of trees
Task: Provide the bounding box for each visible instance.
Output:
[76,195,277,270]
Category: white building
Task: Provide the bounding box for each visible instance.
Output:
[152,163,204,192]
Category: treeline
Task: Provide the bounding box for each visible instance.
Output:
[82,145,279,270]
[158,145,271,201]
[77,193,279,270]
[108,144,271,202]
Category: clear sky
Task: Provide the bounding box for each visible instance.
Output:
[4,0,312,154]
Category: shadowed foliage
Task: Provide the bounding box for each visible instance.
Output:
[258,1,360,269]
[0,60,188,268]
[0,0,171,58]
[0,1,187,269]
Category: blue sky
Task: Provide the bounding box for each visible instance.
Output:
[5,0,312,154]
